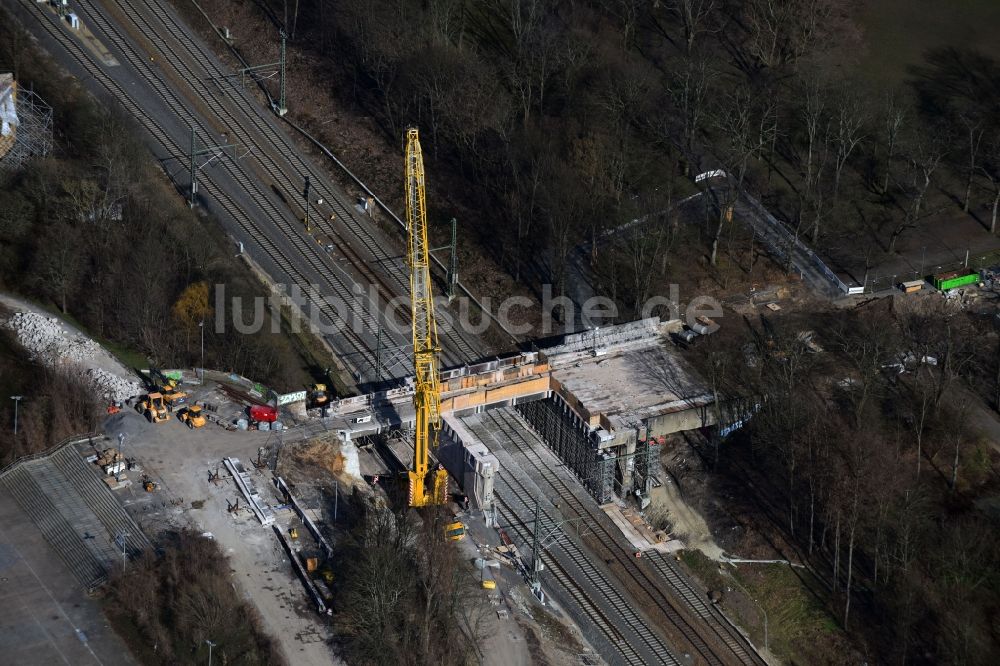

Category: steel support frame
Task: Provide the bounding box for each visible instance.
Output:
[516,399,616,504]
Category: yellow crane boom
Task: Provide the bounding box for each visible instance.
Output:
[405,128,448,507]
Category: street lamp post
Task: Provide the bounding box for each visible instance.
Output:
[199,320,205,382]
[206,640,217,666]
[10,396,22,435]
[116,529,129,571]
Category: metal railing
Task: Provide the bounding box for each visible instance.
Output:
[0,432,103,478]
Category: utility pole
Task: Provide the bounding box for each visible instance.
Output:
[277,30,287,116]
[303,176,311,232]
[116,433,127,483]
[431,218,459,301]
[199,320,205,382]
[530,496,543,594]
[447,218,458,302]
[117,529,129,571]
[189,127,235,207]
[375,326,383,382]
[10,396,22,435]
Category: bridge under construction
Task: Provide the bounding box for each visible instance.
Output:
[320,316,721,510]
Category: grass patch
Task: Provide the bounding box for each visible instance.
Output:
[678,550,841,663]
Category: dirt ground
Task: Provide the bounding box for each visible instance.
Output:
[648,440,725,560]
[101,396,341,666]
[823,204,1000,287]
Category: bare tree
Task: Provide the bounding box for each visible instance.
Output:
[667,53,712,164]
[959,112,985,213]
[741,0,844,70]
[666,0,719,55]
[831,87,867,207]
[978,130,1000,233]
[879,91,907,195]
[710,86,769,266]
[888,131,947,253]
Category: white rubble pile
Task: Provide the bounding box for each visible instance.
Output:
[6,311,100,363]
[85,368,143,403]
[5,311,142,402]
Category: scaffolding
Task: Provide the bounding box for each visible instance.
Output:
[632,438,660,500]
[0,76,53,180]
[516,399,617,504]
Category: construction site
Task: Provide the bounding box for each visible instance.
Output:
[6,0,1000,663]
[0,83,762,664]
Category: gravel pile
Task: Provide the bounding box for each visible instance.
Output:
[6,312,100,364]
[85,368,143,403]
[5,311,143,403]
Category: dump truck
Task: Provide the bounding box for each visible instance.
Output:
[136,393,169,423]
[159,380,188,406]
[178,405,206,429]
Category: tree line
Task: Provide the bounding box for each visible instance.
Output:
[263,0,1000,316]
[333,504,490,665]
[0,11,318,392]
[107,530,282,664]
[692,301,999,663]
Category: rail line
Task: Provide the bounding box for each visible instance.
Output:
[20,0,479,387]
[117,0,480,367]
[18,0,396,383]
[491,461,678,665]
[484,408,765,666]
[466,421,681,666]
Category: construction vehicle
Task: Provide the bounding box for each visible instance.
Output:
[308,383,330,409]
[136,393,169,423]
[444,521,466,541]
[403,128,449,507]
[159,379,188,406]
[178,404,206,428]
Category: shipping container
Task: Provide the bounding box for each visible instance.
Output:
[933,273,977,291]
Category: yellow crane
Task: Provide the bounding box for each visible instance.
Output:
[404,128,449,507]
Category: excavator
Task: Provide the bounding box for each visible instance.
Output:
[308,383,330,409]
[403,128,449,507]
[148,370,188,406]
[136,393,169,423]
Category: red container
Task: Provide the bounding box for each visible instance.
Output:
[249,404,278,423]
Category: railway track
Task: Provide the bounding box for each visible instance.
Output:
[18,0,479,386]
[113,0,480,367]
[491,458,678,665]
[484,408,765,666]
[465,419,681,666]
[17,0,391,381]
